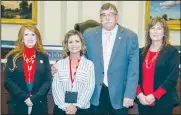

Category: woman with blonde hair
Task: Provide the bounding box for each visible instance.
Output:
[5,25,52,114]
[136,17,180,114]
[52,30,95,114]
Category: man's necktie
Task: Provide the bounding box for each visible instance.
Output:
[103,32,112,86]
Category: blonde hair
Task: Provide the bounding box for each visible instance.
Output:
[61,30,86,59]
[142,17,170,56]
[5,24,45,71]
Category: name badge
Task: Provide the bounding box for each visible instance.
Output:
[65,91,78,103]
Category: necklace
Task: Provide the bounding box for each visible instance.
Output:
[23,54,36,83]
[145,51,159,69]
[145,44,163,69]
[23,54,36,63]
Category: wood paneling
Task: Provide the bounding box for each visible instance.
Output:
[1,94,9,114]
[173,76,181,114]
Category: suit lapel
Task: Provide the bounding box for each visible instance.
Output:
[16,56,29,92]
[154,48,165,75]
[96,27,104,66]
[109,25,124,66]
[31,51,41,92]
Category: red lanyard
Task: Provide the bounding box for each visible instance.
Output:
[69,57,81,88]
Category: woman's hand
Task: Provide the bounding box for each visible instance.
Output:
[145,94,155,104]
[51,64,58,75]
[65,104,77,114]
[137,93,148,105]
[24,98,33,107]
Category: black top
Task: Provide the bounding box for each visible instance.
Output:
[137,45,180,108]
[5,51,52,114]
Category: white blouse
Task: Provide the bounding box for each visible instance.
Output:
[52,56,95,111]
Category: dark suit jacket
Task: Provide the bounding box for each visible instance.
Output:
[137,45,180,108]
[5,51,52,114]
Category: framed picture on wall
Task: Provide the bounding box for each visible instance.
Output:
[145,1,180,30]
[1,1,37,24]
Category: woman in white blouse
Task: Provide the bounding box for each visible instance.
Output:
[52,30,95,114]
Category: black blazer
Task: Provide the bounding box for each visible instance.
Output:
[5,51,52,114]
[138,45,180,108]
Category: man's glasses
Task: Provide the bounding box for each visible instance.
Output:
[100,12,117,18]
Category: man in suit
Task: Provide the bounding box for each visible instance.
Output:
[83,3,139,114]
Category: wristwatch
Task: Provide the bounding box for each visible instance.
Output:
[76,106,80,110]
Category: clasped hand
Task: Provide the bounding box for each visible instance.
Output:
[24,97,33,107]
[65,104,77,114]
[137,93,155,105]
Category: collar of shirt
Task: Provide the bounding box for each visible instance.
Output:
[102,24,118,35]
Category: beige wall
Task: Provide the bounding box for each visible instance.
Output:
[1,1,180,46]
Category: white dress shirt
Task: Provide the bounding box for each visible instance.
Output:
[102,25,118,86]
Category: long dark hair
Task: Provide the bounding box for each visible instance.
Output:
[142,17,170,56]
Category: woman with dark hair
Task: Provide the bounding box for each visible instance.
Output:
[52,30,95,114]
[5,25,52,114]
[136,17,180,114]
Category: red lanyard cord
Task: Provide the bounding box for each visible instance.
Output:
[69,57,81,88]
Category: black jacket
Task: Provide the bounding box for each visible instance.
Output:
[5,51,52,114]
[137,45,180,108]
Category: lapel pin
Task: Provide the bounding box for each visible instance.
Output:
[40,60,43,63]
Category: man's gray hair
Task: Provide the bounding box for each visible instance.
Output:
[99,3,118,15]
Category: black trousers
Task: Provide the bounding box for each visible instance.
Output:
[138,104,173,114]
[53,105,90,114]
[90,84,128,114]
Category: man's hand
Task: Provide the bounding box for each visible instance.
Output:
[123,97,134,108]
[65,104,77,114]
[24,98,33,107]
[137,93,148,105]
[51,64,58,75]
[145,94,155,104]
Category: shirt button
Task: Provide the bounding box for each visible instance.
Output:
[102,72,104,74]
[100,83,103,86]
